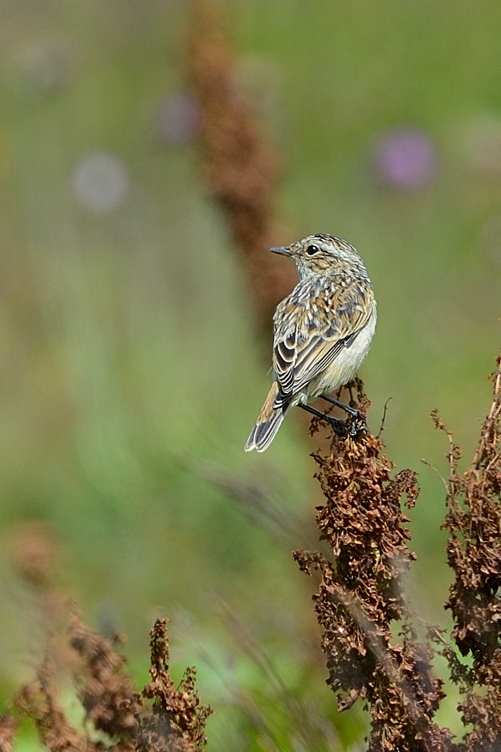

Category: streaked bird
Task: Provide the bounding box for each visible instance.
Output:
[245,233,377,452]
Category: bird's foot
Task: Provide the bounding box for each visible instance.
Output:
[298,402,368,439]
[326,412,367,438]
[348,410,368,437]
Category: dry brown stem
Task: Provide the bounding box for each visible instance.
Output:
[187,0,296,330]
[4,611,212,752]
[295,385,454,752]
[434,353,501,751]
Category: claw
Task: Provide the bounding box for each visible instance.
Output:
[348,412,368,437]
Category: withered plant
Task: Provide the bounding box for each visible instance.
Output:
[1,613,212,752]
[294,379,452,752]
[432,356,501,751]
[187,0,296,332]
[293,358,501,751]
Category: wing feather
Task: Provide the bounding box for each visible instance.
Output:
[272,278,374,408]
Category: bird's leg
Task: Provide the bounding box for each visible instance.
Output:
[320,394,359,417]
[347,382,356,407]
[320,394,367,437]
[297,403,347,436]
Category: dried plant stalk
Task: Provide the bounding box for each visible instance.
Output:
[434,353,501,751]
[187,0,296,330]
[295,383,453,752]
[139,619,213,752]
[4,611,211,752]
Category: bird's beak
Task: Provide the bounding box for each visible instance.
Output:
[269,245,291,256]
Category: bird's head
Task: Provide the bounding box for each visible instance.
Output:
[270,233,365,279]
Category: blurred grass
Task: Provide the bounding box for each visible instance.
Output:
[0,0,500,748]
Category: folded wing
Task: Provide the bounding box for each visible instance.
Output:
[272,280,373,409]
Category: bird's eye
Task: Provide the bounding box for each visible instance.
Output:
[306,244,320,256]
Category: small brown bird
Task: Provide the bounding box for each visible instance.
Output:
[245,233,377,452]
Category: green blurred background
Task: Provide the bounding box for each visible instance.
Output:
[1,0,500,748]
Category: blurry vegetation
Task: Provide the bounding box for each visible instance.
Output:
[3,613,212,752]
[0,0,500,749]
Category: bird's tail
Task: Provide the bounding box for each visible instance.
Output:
[245,382,286,452]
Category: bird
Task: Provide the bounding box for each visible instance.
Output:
[245,233,377,452]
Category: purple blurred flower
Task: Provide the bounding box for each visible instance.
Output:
[157,92,201,145]
[373,128,438,189]
[72,151,129,212]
